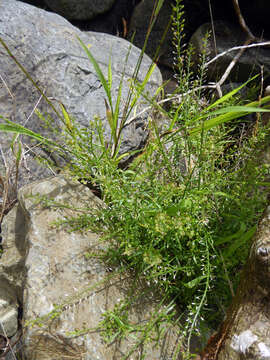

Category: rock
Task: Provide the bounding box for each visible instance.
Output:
[128,0,174,69]
[0,176,183,359]
[44,0,116,21]
[0,202,26,298]
[200,203,270,360]
[189,21,270,82]
[240,0,270,38]
[0,201,25,339]
[0,287,18,338]
[0,0,162,189]
[81,0,138,37]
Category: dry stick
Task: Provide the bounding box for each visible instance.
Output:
[0,145,18,223]
[123,85,216,129]
[0,146,10,223]
[13,93,44,145]
[204,41,270,68]
[211,0,261,97]
[0,320,17,360]
[232,0,256,40]
[125,37,270,129]
[214,37,253,98]
[0,73,14,99]
[208,0,217,56]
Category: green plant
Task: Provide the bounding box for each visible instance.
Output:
[1,0,270,358]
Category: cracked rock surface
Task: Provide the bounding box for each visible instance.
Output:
[0,176,182,360]
[0,0,162,189]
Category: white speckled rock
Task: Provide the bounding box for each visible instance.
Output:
[0,0,162,189]
[0,176,181,360]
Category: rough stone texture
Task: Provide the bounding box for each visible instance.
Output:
[44,0,116,21]
[0,203,26,295]
[190,21,270,82]
[0,0,162,189]
[201,204,270,359]
[0,202,27,339]
[0,176,182,359]
[0,288,18,338]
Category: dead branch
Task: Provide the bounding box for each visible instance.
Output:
[232,0,256,40]
[204,41,270,68]
[214,37,253,97]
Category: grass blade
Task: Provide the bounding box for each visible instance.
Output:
[0,121,56,147]
[77,36,113,113]
[190,95,270,135]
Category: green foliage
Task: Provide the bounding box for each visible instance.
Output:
[1,0,270,358]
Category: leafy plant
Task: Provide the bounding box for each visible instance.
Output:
[1,0,270,359]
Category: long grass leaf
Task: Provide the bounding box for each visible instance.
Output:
[60,103,73,131]
[0,121,55,147]
[128,63,157,114]
[190,95,270,135]
[206,106,270,116]
[223,226,256,259]
[108,55,112,92]
[205,75,259,111]
[77,36,113,112]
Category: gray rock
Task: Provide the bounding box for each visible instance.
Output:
[0,287,18,338]
[190,21,270,82]
[217,204,270,360]
[0,176,182,360]
[44,0,116,21]
[0,0,162,188]
[0,201,25,339]
[0,203,26,300]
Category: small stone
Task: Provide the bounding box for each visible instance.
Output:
[257,247,269,258]
[0,296,18,338]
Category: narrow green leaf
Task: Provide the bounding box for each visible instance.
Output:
[14,142,22,168]
[113,78,123,140]
[223,226,256,259]
[77,36,113,113]
[0,121,55,146]
[129,63,156,112]
[190,95,270,136]
[148,0,165,36]
[208,106,270,116]
[108,55,112,92]
[205,75,258,111]
[184,276,207,289]
[215,222,246,246]
[169,103,183,131]
[60,103,73,131]
[0,37,63,122]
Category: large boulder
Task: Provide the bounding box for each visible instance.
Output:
[0,0,162,189]
[240,0,270,37]
[44,0,116,21]
[0,176,182,359]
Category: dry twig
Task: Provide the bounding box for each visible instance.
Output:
[232,0,256,40]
